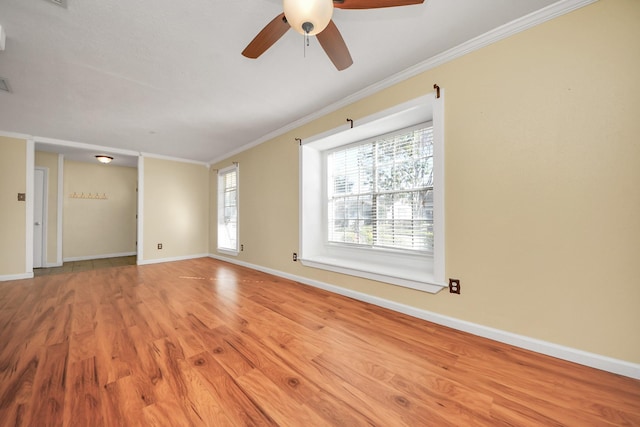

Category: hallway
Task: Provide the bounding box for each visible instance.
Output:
[33,256,136,276]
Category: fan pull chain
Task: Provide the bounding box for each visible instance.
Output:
[301,21,313,59]
[303,33,309,58]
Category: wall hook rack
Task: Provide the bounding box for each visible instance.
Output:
[70,192,108,200]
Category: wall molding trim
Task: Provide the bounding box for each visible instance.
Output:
[45,262,63,268]
[0,130,31,140]
[25,139,35,274]
[137,253,209,266]
[0,272,34,282]
[63,252,137,262]
[137,157,145,263]
[35,136,140,157]
[140,152,209,167]
[209,253,640,380]
[56,154,64,266]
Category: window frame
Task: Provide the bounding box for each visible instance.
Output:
[217,163,239,255]
[325,122,435,255]
[299,92,445,293]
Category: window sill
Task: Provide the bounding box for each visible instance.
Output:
[299,254,446,294]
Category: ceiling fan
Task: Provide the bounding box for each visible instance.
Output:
[242,0,425,71]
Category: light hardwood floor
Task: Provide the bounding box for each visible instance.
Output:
[0,258,638,426]
[33,256,137,276]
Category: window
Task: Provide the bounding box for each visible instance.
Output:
[327,124,433,254]
[300,92,445,293]
[217,164,239,254]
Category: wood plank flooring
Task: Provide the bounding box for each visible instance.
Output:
[33,256,136,276]
[0,257,638,426]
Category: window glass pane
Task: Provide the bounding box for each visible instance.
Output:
[218,167,238,252]
[327,124,434,253]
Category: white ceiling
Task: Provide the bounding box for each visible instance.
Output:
[0,0,561,165]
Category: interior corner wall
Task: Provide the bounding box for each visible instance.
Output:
[35,151,60,265]
[211,0,640,365]
[63,160,137,260]
[0,136,28,276]
[142,157,209,262]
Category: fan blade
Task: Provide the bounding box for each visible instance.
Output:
[334,0,424,9]
[242,13,290,59]
[317,20,353,71]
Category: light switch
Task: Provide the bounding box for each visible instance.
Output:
[17,193,25,201]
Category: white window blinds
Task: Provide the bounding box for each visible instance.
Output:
[327,124,434,253]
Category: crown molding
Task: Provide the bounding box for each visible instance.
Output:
[1,131,209,167]
[34,135,140,157]
[140,152,209,167]
[0,130,32,140]
[209,0,598,165]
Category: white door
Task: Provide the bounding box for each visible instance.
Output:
[34,168,46,268]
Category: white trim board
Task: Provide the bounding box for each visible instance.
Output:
[34,166,49,269]
[137,253,209,266]
[45,262,63,268]
[56,154,64,266]
[0,272,34,282]
[63,252,137,262]
[25,139,34,274]
[35,136,140,157]
[140,152,209,167]
[209,253,640,380]
[0,130,32,140]
[137,156,144,263]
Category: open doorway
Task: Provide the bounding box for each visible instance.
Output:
[33,143,139,272]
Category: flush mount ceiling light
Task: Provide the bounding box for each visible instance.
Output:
[95,155,113,164]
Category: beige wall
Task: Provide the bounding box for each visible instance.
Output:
[211,0,640,364]
[209,149,298,262]
[143,157,209,261]
[35,151,60,265]
[0,136,27,276]
[63,160,137,259]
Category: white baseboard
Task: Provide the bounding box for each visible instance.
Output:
[209,253,640,380]
[63,252,136,262]
[45,262,63,268]
[0,272,34,282]
[138,253,208,266]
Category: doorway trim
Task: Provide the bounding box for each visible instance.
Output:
[55,154,63,266]
[34,166,48,269]
[26,139,34,276]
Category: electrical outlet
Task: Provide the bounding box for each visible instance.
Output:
[157,243,163,250]
[241,244,244,251]
[292,252,297,262]
[449,278,460,294]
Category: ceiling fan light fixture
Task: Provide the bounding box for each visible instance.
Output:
[283,0,333,36]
